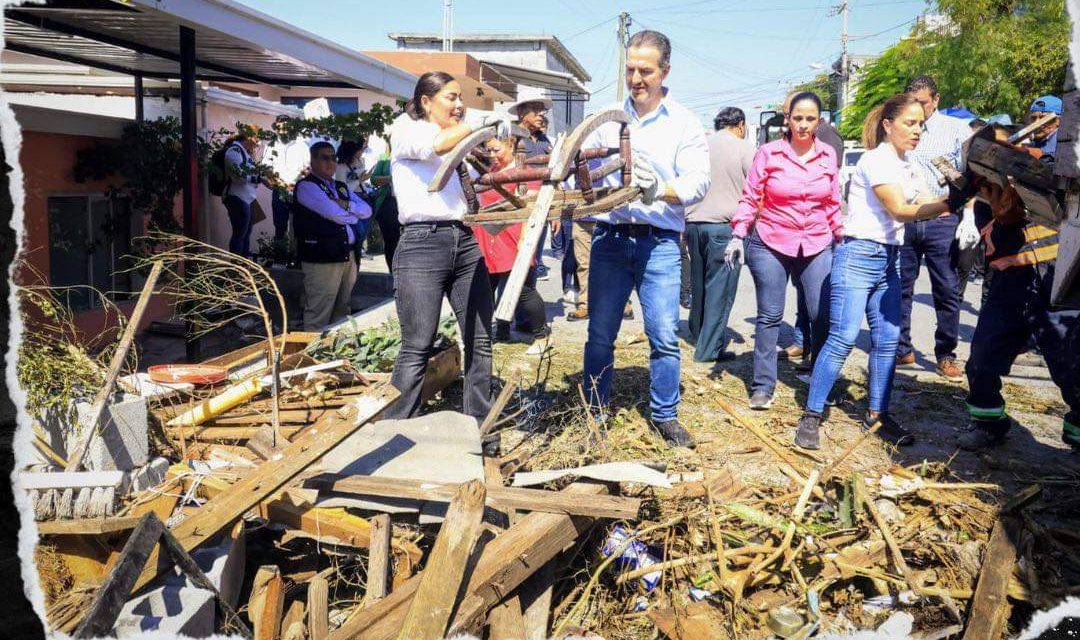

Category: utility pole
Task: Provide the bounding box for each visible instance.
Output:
[442,0,454,52]
[832,0,850,120]
[616,12,630,103]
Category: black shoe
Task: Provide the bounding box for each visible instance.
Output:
[493,322,512,343]
[749,391,773,410]
[865,412,914,447]
[794,413,821,450]
[652,419,696,448]
[623,305,634,320]
[680,293,692,309]
[482,438,501,457]
[715,350,737,362]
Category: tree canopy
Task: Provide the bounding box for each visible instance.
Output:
[838,0,1070,139]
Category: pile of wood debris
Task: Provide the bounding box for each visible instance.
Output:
[19,290,1080,640]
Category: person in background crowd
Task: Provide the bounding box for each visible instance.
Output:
[1026,95,1061,169]
[582,29,710,448]
[509,98,555,282]
[222,131,273,257]
[684,106,755,363]
[365,135,401,271]
[474,136,552,356]
[335,139,374,255]
[726,91,841,411]
[959,108,1078,453]
[293,141,372,331]
[785,93,842,370]
[267,115,310,252]
[542,110,580,302]
[679,238,692,309]
[895,75,970,381]
[384,71,511,437]
[794,93,965,450]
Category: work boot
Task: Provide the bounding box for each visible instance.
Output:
[864,412,914,447]
[936,357,964,382]
[749,391,774,410]
[794,413,822,450]
[896,352,916,368]
[781,345,804,359]
[957,425,1008,451]
[567,306,589,322]
[651,419,696,448]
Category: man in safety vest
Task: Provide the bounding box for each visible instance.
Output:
[958,177,1080,452]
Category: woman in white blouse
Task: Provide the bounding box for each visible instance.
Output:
[383,71,511,442]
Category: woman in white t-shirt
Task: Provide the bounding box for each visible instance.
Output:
[383,71,511,439]
[794,93,965,450]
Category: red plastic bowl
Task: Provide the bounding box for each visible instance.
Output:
[148,364,228,385]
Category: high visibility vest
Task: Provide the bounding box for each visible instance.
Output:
[983,219,1058,271]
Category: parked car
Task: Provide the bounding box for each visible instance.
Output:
[840,145,865,202]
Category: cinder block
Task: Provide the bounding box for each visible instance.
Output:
[75,393,149,471]
[128,457,170,493]
[114,585,215,638]
[161,523,246,608]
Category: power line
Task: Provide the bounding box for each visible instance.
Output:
[563,15,618,41]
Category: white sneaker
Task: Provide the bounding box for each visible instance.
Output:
[525,335,551,356]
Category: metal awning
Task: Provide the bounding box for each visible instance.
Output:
[3,0,416,97]
[479,60,590,97]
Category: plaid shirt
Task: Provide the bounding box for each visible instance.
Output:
[906,110,969,199]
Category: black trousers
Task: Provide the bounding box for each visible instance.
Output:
[490,270,548,338]
[375,195,401,271]
[386,223,493,421]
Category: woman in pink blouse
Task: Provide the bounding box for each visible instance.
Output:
[725,92,842,410]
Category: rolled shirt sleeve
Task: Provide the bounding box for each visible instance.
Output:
[667,119,711,207]
[390,116,441,162]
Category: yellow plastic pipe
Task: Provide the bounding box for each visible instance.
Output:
[166,377,264,428]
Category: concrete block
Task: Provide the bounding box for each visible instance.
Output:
[162,522,246,608]
[75,393,149,471]
[114,585,215,638]
[128,457,170,493]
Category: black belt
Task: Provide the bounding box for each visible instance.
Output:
[598,222,665,237]
[402,220,468,231]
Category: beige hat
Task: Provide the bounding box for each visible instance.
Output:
[507,97,554,119]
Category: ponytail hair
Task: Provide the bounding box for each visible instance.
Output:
[404,71,456,121]
[862,93,921,149]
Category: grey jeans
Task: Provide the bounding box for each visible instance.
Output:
[385,222,494,421]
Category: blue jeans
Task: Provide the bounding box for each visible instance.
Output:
[584,224,682,422]
[807,238,901,414]
[898,216,960,360]
[745,231,832,396]
[271,191,291,242]
[223,195,252,257]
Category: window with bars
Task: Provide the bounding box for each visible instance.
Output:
[47,194,135,312]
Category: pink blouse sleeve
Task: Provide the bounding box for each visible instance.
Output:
[731,146,769,238]
[825,148,843,238]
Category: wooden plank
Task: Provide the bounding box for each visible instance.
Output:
[168,425,306,442]
[428,126,496,192]
[419,344,462,404]
[247,425,286,461]
[307,474,639,520]
[309,575,329,640]
[649,601,730,640]
[251,565,285,640]
[72,513,162,638]
[67,261,163,471]
[366,513,392,605]
[326,484,605,640]
[488,595,526,640]
[519,560,555,640]
[397,480,487,640]
[282,600,305,637]
[962,519,1019,640]
[37,516,143,536]
[132,385,399,594]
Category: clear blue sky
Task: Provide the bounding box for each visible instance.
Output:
[244,0,930,124]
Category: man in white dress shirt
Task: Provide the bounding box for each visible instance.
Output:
[582,29,710,448]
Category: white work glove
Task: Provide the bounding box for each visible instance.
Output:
[955,205,980,251]
[477,112,512,139]
[631,155,662,205]
[724,237,745,268]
